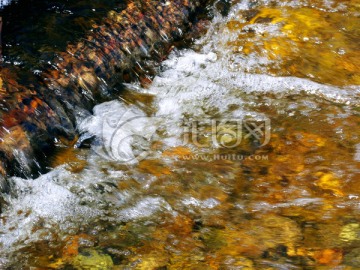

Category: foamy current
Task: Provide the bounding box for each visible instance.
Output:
[0,1,359,267]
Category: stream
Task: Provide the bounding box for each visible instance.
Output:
[0,0,360,269]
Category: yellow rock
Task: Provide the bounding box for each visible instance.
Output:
[72,249,113,270]
[339,223,360,243]
[313,248,343,265]
[225,256,254,269]
[129,252,168,270]
[162,146,192,158]
[315,172,344,196]
[168,253,207,270]
[45,258,65,269]
[51,146,87,173]
[138,159,172,176]
[226,6,360,86]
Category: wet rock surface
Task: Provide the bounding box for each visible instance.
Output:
[0,0,214,180]
[0,0,359,269]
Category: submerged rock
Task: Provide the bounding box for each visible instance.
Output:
[339,223,360,243]
[224,6,360,86]
[343,248,360,267]
[72,249,113,270]
[0,0,215,191]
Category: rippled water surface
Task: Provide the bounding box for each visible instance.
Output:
[0,0,125,70]
[1,0,360,269]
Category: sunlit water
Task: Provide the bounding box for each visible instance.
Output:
[1,0,360,268]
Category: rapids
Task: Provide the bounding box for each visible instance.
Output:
[0,0,359,268]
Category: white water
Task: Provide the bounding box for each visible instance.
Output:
[0,0,12,8]
[0,1,359,267]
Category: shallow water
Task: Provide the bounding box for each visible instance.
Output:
[1,0,360,269]
[0,0,124,70]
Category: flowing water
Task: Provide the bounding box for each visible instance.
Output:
[1,0,360,269]
[0,0,125,70]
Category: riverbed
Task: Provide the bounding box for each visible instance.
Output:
[0,0,359,268]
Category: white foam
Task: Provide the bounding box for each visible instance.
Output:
[152,49,359,110]
[0,1,359,266]
[182,197,221,209]
[0,168,101,250]
[80,100,161,164]
[117,197,175,221]
[355,144,360,162]
[0,0,12,8]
